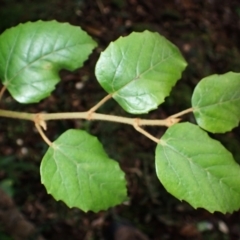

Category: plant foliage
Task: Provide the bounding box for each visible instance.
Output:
[0,21,240,213]
[156,122,240,213]
[0,20,96,103]
[41,129,127,212]
[95,30,187,114]
[192,72,240,133]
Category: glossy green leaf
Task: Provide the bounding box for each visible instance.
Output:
[0,20,97,103]
[95,30,187,114]
[155,122,240,213]
[192,72,240,133]
[40,129,127,212]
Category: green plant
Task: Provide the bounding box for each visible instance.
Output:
[0,20,240,213]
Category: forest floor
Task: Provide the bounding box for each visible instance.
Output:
[1,0,240,239]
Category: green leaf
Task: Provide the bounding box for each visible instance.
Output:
[40,129,127,212]
[192,72,240,133]
[95,30,187,114]
[155,122,240,213]
[0,20,97,103]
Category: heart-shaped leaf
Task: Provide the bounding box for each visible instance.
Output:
[155,122,240,213]
[95,30,187,114]
[192,72,240,133]
[0,20,97,103]
[40,129,127,212]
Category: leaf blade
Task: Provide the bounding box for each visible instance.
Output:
[192,72,240,133]
[40,129,127,212]
[155,122,240,213]
[0,20,97,103]
[95,30,187,114]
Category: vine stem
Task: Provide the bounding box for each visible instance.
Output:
[0,109,35,121]
[0,86,6,102]
[0,107,193,143]
[0,109,177,127]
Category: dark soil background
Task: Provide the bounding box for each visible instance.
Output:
[1,0,240,239]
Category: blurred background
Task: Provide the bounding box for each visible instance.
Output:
[0,0,240,239]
